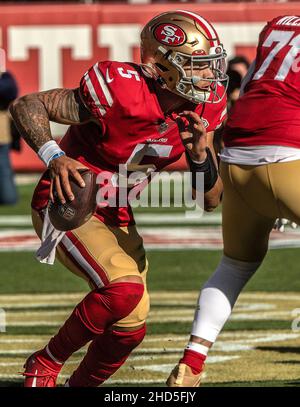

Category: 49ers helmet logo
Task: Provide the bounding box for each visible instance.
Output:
[154,23,186,46]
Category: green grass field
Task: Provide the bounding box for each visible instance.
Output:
[0,181,300,387]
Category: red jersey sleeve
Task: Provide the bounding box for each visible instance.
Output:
[79,61,114,124]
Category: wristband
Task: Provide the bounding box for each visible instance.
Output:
[38,140,66,167]
[186,147,218,192]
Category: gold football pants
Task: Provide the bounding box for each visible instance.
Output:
[221,160,300,262]
[32,210,149,328]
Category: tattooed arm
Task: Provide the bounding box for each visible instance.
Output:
[9,88,93,203]
[9,88,91,152]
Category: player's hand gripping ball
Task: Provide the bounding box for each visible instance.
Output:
[49,169,98,231]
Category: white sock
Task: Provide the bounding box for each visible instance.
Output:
[191,255,261,343]
[186,341,209,356]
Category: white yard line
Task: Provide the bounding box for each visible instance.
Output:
[2,333,299,355]
[1,291,300,303]
[135,213,222,224]
[2,223,300,251]
[0,216,32,226]
[135,356,240,373]
[15,174,40,185]
[0,339,45,343]
[0,213,222,227]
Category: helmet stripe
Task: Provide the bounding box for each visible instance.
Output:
[176,10,219,47]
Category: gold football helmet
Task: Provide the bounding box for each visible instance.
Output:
[140,10,228,104]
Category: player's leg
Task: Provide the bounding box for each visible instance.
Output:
[25,212,147,387]
[184,161,300,381]
[267,159,300,225]
[167,162,276,386]
[67,260,149,387]
[60,224,149,387]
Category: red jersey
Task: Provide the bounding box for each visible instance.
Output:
[224,15,300,148]
[32,61,226,226]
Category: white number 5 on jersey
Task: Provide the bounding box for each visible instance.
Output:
[117,67,141,81]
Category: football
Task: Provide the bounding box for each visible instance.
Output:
[48,168,98,231]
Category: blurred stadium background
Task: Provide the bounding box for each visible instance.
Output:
[0,0,300,387]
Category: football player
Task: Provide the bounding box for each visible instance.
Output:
[10,10,228,387]
[167,14,300,387]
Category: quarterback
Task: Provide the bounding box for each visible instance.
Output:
[168,14,300,387]
[10,10,228,387]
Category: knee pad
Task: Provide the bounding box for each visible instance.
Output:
[76,282,144,334]
[113,286,150,329]
[110,323,146,351]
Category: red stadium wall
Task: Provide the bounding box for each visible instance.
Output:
[1,2,299,172]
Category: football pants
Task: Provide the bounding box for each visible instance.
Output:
[221,160,300,262]
[32,209,150,328]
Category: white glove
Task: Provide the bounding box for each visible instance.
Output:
[273,218,298,233]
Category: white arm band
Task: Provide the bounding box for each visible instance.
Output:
[37,140,65,167]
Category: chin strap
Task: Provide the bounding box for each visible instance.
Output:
[140,63,167,88]
[140,63,157,78]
